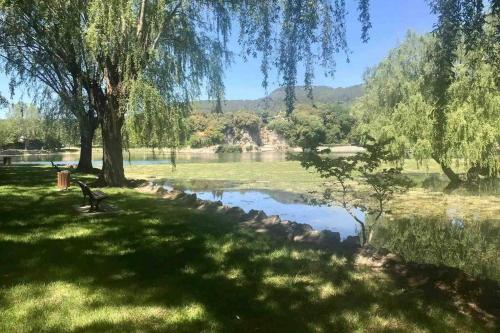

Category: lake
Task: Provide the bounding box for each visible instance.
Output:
[5,150,289,165]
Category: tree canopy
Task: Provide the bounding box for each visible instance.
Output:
[354,27,499,181]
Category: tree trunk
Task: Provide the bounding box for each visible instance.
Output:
[432,155,462,184]
[76,113,97,173]
[440,161,462,184]
[101,106,126,187]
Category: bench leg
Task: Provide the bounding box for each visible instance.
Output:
[88,198,95,212]
[95,199,103,211]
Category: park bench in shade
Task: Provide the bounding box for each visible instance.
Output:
[50,161,62,172]
[75,180,108,212]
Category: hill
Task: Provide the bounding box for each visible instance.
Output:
[193,84,363,113]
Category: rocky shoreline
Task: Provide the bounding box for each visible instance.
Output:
[137,181,361,249]
[136,180,499,325]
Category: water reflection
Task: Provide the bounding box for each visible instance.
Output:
[4,151,289,166]
[163,183,364,239]
[370,216,500,281]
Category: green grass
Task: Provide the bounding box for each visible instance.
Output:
[0,165,496,332]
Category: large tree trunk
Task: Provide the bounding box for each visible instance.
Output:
[439,161,462,184]
[101,105,126,187]
[76,113,97,173]
[432,155,462,184]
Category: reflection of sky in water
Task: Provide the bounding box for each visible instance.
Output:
[189,190,364,239]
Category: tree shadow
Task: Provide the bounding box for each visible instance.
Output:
[0,166,497,332]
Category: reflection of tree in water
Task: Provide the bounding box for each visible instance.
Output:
[370,216,500,281]
[258,189,303,204]
[412,173,500,196]
[211,190,224,200]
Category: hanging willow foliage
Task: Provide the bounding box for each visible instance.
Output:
[125,78,188,150]
[3,0,374,186]
[85,0,373,171]
[354,25,499,179]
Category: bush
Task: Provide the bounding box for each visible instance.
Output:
[215,145,242,153]
[231,111,261,132]
[44,135,63,150]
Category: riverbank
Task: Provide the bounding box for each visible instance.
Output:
[1,165,497,332]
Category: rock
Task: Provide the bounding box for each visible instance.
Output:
[197,200,223,211]
[262,215,281,225]
[318,230,341,246]
[170,190,187,200]
[384,253,403,264]
[137,182,162,194]
[291,222,313,234]
[155,187,167,195]
[342,235,360,248]
[293,230,320,242]
[225,206,246,220]
[243,209,267,221]
[180,193,198,206]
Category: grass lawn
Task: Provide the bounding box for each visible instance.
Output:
[0,165,496,332]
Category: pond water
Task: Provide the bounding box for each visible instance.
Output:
[4,151,289,165]
[173,187,364,239]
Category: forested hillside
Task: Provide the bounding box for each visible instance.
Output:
[193,85,363,113]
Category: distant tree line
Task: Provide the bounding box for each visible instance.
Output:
[269,104,357,150]
[0,102,82,151]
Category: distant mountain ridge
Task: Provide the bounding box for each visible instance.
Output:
[193,84,363,113]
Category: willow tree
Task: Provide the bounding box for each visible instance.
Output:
[79,0,372,186]
[0,0,99,172]
[0,0,371,186]
[354,28,499,182]
[425,0,499,182]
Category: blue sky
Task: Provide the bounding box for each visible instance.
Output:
[0,0,436,116]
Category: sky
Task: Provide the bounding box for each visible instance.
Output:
[0,0,436,117]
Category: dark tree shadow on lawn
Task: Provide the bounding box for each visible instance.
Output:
[0,166,497,332]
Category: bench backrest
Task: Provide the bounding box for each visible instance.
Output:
[50,161,62,172]
[76,180,92,196]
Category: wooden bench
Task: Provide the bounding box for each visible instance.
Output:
[76,180,108,212]
[50,161,62,172]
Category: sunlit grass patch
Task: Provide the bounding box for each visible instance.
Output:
[0,282,212,332]
[0,166,495,332]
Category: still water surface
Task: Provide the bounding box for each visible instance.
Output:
[163,185,364,239]
[6,151,288,165]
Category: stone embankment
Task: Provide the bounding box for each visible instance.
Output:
[137,181,360,249]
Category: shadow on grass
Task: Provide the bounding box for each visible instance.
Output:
[0,166,497,332]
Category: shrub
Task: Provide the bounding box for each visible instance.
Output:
[215,145,242,153]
